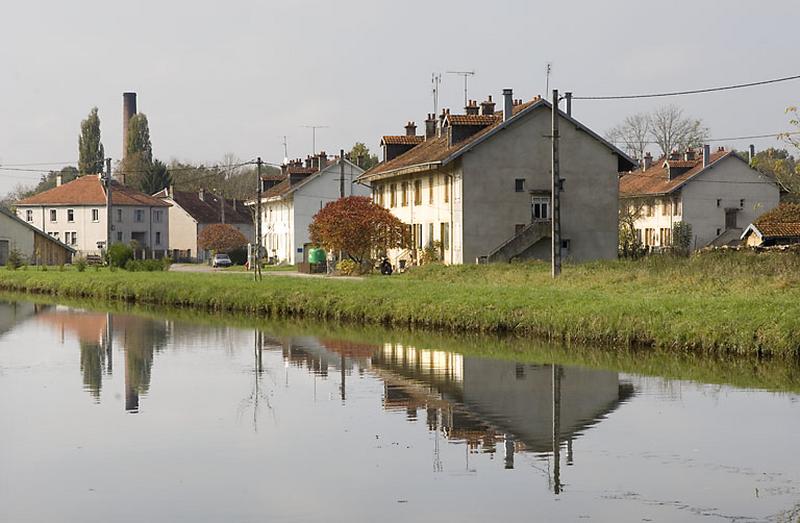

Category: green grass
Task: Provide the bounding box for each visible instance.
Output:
[1,250,799,355]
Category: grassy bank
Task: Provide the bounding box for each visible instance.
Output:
[1,250,799,355]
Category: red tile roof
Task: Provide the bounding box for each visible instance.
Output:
[753,222,800,238]
[17,175,169,207]
[445,114,500,126]
[619,151,730,197]
[381,135,425,145]
[755,202,800,225]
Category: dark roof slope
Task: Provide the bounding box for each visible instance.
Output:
[168,190,251,224]
[17,175,169,207]
[361,97,634,181]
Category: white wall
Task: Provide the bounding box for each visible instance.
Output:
[0,213,35,262]
[16,204,169,256]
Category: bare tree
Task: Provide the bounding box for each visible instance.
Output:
[649,105,708,157]
[607,113,651,162]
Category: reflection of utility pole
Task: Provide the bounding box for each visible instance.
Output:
[105,313,113,375]
[552,364,562,494]
[340,354,346,402]
[504,434,515,469]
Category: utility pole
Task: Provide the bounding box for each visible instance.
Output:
[446,70,476,108]
[339,148,345,198]
[254,157,263,281]
[551,89,562,278]
[105,158,112,259]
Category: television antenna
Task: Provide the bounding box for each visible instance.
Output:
[446,70,476,107]
[545,62,553,95]
[280,135,289,165]
[301,125,329,155]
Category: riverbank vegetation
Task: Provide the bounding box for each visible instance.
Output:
[1,250,799,355]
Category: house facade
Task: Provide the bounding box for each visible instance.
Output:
[15,174,170,257]
[255,152,367,264]
[0,206,76,265]
[154,187,254,262]
[358,90,635,265]
[619,147,780,250]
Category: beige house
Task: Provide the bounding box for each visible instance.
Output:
[0,206,75,265]
[358,89,635,265]
[619,147,780,250]
[15,174,170,257]
[154,187,253,262]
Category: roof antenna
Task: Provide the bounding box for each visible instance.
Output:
[545,62,553,97]
[281,135,289,165]
[432,73,442,118]
[447,70,476,108]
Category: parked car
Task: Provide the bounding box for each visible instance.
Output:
[212,253,232,268]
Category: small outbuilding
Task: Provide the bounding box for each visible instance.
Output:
[0,206,76,265]
[741,203,800,247]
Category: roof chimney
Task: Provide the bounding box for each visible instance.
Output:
[465,100,479,116]
[480,96,495,116]
[642,152,653,172]
[702,144,711,168]
[684,149,696,162]
[318,151,328,168]
[749,144,755,163]
[502,89,513,122]
[122,92,137,159]
[168,184,174,198]
[425,113,436,139]
[405,121,417,136]
[198,188,205,201]
[56,173,63,187]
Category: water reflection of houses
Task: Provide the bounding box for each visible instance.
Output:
[0,301,40,339]
[35,309,168,412]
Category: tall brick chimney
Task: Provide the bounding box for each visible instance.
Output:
[122,92,137,159]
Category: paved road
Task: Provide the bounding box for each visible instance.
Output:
[169,264,364,280]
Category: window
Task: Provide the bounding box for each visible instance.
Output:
[66,232,77,246]
[413,179,422,205]
[644,228,655,247]
[427,223,434,248]
[646,204,654,217]
[672,199,681,215]
[661,200,669,216]
[154,210,163,223]
[91,209,100,222]
[660,228,672,246]
[390,184,397,207]
[135,209,144,222]
[155,231,162,245]
[443,177,450,203]
[51,232,60,240]
[515,178,526,192]
[50,209,57,222]
[532,196,550,221]
[116,231,123,242]
[716,228,722,236]
[67,209,74,223]
[740,198,745,209]
[413,224,422,249]
[716,199,722,208]
[377,185,385,207]
[401,182,408,207]
[440,222,450,251]
[116,209,123,223]
[428,176,434,204]
[635,229,642,243]
[25,210,33,222]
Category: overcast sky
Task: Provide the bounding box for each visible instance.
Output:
[1,0,798,195]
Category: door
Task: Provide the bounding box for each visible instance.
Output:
[0,240,8,266]
[725,209,738,230]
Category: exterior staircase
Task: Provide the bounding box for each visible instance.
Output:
[486,220,551,263]
[709,227,743,248]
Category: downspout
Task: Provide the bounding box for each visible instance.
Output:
[446,172,454,265]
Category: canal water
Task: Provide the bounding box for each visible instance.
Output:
[1,299,799,522]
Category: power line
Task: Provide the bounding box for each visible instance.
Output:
[574,73,800,100]
[609,130,800,146]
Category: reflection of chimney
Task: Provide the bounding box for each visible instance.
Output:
[122,92,137,159]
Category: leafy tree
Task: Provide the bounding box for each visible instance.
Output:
[198,223,249,253]
[349,143,379,170]
[122,113,153,188]
[78,107,104,174]
[309,195,406,265]
[139,159,171,195]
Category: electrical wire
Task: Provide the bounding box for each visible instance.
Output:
[573,73,800,100]
[609,131,800,146]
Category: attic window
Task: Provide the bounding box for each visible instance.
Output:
[515,179,526,192]
[716,199,722,208]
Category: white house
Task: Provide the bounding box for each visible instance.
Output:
[619,147,780,250]
[254,152,367,264]
[153,187,254,262]
[358,90,635,266]
[15,174,170,257]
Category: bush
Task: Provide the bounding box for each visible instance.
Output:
[107,244,134,268]
[336,259,358,276]
[75,258,87,272]
[228,247,248,265]
[5,249,24,270]
[420,241,442,265]
[672,221,693,257]
[125,259,168,272]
